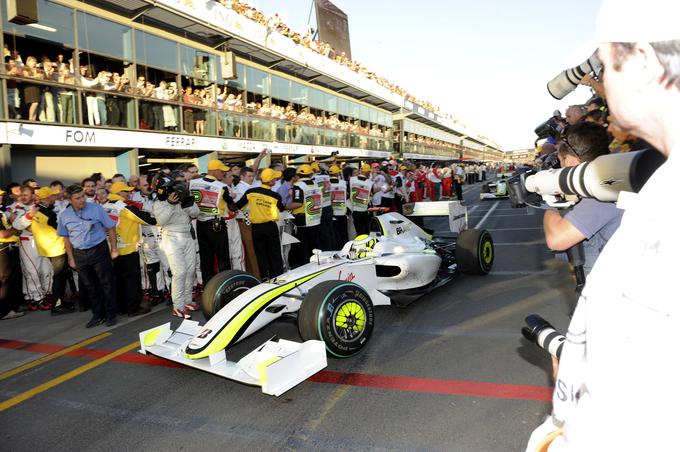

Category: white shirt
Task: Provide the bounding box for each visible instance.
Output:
[233,180,251,203]
[427,171,441,183]
[533,150,679,451]
[271,180,282,193]
[371,174,386,204]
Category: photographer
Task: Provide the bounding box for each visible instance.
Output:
[153,176,199,319]
[542,123,622,276]
[527,1,680,450]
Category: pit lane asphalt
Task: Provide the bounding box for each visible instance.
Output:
[0,179,577,452]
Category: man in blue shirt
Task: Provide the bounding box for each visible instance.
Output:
[543,123,623,276]
[58,184,119,327]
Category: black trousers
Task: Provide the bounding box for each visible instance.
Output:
[252,222,283,280]
[49,254,68,303]
[454,180,463,201]
[140,102,154,128]
[114,251,143,314]
[0,245,22,317]
[289,217,320,268]
[106,96,120,127]
[332,215,349,250]
[196,220,229,285]
[318,206,336,251]
[73,240,117,321]
[352,211,370,237]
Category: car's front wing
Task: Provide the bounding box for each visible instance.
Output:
[139,320,327,396]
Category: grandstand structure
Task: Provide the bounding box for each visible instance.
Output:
[0,0,503,183]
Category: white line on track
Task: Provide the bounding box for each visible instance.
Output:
[473,201,499,229]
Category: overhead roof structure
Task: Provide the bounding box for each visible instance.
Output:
[82,0,502,152]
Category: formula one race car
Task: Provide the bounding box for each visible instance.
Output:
[140,201,494,395]
[480,176,510,200]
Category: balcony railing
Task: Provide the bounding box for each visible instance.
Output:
[1,73,392,152]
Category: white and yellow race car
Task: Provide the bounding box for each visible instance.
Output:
[480,176,510,200]
[140,201,494,395]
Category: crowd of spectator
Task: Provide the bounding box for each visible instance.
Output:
[2,48,392,141]
[215,0,442,114]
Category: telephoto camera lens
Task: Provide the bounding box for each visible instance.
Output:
[521,314,565,360]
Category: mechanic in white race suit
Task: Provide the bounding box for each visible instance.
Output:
[153,186,199,319]
[526,1,680,451]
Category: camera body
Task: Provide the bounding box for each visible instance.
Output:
[534,117,562,141]
[148,172,192,205]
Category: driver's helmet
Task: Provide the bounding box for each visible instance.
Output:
[349,234,379,259]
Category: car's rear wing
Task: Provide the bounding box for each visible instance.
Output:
[402,201,468,234]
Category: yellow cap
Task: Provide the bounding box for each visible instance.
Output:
[110,181,135,194]
[310,161,320,173]
[399,165,407,171]
[207,159,230,171]
[360,163,371,173]
[328,165,341,175]
[260,168,282,183]
[35,187,60,200]
[297,164,313,176]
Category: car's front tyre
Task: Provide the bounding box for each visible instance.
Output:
[298,281,375,358]
[201,270,260,320]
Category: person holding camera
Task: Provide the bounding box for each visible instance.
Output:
[527,1,680,450]
[153,177,199,319]
[542,122,623,276]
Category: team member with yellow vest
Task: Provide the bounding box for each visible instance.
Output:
[231,168,285,280]
[329,164,349,249]
[311,161,336,251]
[349,163,373,236]
[289,164,322,268]
[189,159,232,286]
[102,181,156,317]
[0,197,23,320]
[16,187,76,315]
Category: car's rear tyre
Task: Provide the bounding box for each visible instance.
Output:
[481,183,491,193]
[456,229,494,275]
[298,281,374,358]
[201,270,260,320]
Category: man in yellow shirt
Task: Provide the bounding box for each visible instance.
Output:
[17,187,74,315]
[231,168,284,280]
[103,181,156,316]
